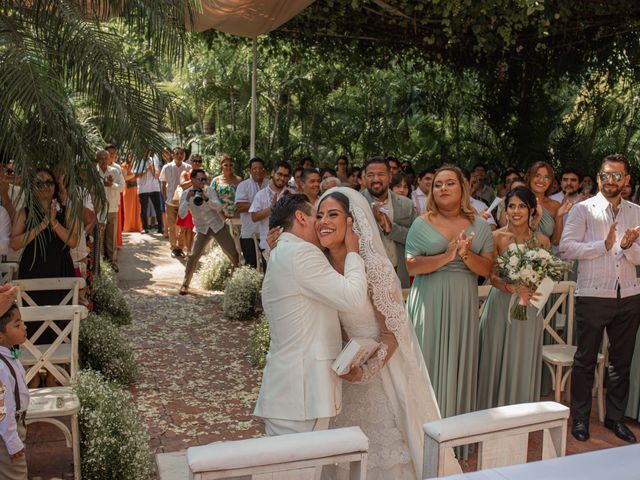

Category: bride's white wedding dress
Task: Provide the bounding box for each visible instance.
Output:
[321,188,461,480]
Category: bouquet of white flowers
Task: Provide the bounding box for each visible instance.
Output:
[495,242,570,320]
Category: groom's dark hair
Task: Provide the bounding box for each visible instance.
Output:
[269,193,312,231]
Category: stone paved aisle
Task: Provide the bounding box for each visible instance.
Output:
[24,231,640,478]
[27,232,263,479]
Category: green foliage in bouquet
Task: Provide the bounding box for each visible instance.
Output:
[222,266,263,321]
[74,370,153,480]
[89,260,131,325]
[79,313,138,385]
[249,313,270,369]
[197,246,234,291]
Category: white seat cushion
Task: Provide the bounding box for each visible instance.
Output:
[27,386,80,419]
[542,345,577,365]
[423,402,569,443]
[542,345,604,366]
[187,426,368,473]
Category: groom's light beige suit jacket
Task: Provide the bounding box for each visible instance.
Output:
[254,232,368,422]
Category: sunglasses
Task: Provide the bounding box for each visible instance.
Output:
[192,159,203,163]
[193,177,207,182]
[35,180,56,189]
[598,172,625,182]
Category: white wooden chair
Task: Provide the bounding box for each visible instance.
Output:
[226,218,244,264]
[19,305,87,386]
[21,305,85,480]
[187,426,369,479]
[541,281,607,421]
[13,277,85,307]
[423,401,569,478]
[0,262,18,283]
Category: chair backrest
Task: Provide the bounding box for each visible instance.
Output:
[19,305,87,385]
[225,218,244,265]
[0,263,18,284]
[12,277,85,307]
[542,281,576,347]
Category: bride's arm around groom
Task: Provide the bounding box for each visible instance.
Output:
[254,194,368,437]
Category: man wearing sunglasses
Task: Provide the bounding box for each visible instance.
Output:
[177,169,238,295]
[560,154,640,444]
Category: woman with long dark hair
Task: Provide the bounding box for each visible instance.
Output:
[477,186,551,409]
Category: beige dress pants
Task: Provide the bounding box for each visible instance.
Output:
[0,418,27,480]
[165,203,183,250]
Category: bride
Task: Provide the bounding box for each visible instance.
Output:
[316,187,461,479]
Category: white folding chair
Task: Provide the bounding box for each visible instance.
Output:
[13,277,85,307]
[0,262,18,283]
[187,426,368,480]
[21,305,85,480]
[541,281,607,421]
[226,218,244,266]
[423,402,569,478]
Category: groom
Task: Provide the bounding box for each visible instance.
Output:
[254,193,368,436]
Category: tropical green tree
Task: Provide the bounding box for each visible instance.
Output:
[0,0,192,225]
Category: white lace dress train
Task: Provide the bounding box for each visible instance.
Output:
[324,300,461,480]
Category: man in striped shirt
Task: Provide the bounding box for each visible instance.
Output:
[560,153,640,444]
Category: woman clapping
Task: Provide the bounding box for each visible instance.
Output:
[405,165,494,423]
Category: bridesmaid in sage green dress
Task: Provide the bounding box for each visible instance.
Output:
[626,329,640,420]
[525,161,561,241]
[477,186,551,409]
[406,165,494,423]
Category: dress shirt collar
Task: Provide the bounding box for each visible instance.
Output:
[0,345,12,358]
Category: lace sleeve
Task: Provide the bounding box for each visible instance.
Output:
[354,343,388,384]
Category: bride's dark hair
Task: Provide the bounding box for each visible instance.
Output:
[318,191,350,215]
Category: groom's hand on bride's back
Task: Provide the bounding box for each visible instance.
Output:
[345,217,360,253]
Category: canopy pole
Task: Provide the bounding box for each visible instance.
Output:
[250,37,257,159]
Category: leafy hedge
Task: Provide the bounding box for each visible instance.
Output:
[249,314,270,369]
[222,266,262,321]
[79,313,137,385]
[74,370,153,480]
[89,261,131,325]
[197,247,234,291]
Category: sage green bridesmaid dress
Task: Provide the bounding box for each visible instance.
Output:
[406,216,493,420]
[477,286,543,409]
[625,327,640,420]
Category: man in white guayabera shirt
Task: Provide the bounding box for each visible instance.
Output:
[560,153,640,445]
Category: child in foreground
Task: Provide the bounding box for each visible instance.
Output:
[0,284,28,480]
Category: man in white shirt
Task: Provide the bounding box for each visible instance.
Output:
[135,153,163,234]
[560,154,640,444]
[96,150,123,271]
[160,147,191,257]
[249,161,292,255]
[254,194,368,442]
[178,169,239,295]
[235,157,268,268]
[412,167,435,215]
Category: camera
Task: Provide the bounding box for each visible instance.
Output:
[193,188,204,206]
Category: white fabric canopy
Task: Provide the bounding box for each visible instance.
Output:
[188,0,314,37]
